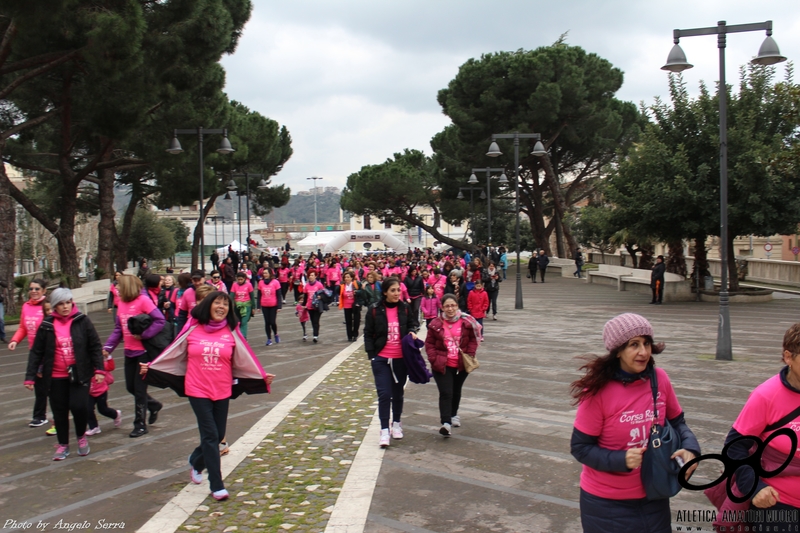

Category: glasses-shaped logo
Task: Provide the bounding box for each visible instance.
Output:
[678,428,798,503]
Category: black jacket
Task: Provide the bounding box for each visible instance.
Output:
[403,275,425,298]
[444,279,468,312]
[537,254,550,269]
[363,301,419,359]
[651,262,666,288]
[25,313,104,389]
[128,313,172,362]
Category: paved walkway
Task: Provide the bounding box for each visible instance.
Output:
[1,273,798,533]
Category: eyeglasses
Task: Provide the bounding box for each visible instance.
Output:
[212,276,220,280]
[28,287,42,291]
[442,304,459,309]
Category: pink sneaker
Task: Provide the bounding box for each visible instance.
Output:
[77,436,90,456]
[53,444,69,461]
[114,410,122,428]
[379,428,390,448]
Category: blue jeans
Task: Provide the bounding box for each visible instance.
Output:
[188,397,229,492]
[502,268,507,280]
[370,356,407,429]
[0,301,5,340]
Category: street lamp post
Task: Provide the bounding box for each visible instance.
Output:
[470,167,507,243]
[167,127,235,272]
[486,133,547,310]
[661,20,786,361]
[307,176,323,235]
[457,186,484,244]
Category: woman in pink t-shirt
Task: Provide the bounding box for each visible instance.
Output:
[9,278,50,427]
[714,323,800,531]
[231,272,255,338]
[363,277,419,447]
[425,293,479,437]
[141,291,274,501]
[258,268,282,345]
[338,271,361,342]
[569,313,700,533]
[302,271,325,343]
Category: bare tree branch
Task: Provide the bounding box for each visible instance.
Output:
[0,108,58,141]
[0,50,78,100]
[1,158,60,176]
[0,19,17,70]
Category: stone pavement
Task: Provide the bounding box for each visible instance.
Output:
[1,272,799,533]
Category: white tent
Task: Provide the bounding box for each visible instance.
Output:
[322,230,407,253]
[215,240,248,254]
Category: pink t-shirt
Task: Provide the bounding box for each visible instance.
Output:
[179,287,197,312]
[258,279,281,307]
[232,281,254,303]
[117,295,157,352]
[304,281,325,310]
[52,316,76,378]
[378,306,402,359]
[341,283,356,309]
[110,284,120,307]
[732,373,800,507]
[15,299,45,347]
[573,367,682,500]
[185,325,234,401]
[442,319,462,368]
[277,268,290,283]
[327,266,341,283]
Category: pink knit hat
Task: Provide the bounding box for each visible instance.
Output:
[603,313,654,352]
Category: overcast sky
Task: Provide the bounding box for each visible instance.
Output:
[220,0,800,194]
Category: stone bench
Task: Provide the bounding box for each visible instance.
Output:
[587,264,692,301]
[72,279,111,315]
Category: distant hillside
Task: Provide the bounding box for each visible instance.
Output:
[270,190,347,224]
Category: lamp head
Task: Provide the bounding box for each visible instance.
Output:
[486,141,502,157]
[661,43,693,73]
[257,179,269,189]
[479,190,486,200]
[166,133,183,154]
[216,130,235,155]
[752,36,787,66]
[457,191,464,200]
[226,179,238,191]
[468,173,479,184]
[223,192,231,200]
[530,141,547,157]
[498,173,509,184]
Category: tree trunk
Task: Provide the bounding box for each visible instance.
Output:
[394,211,478,254]
[638,244,655,271]
[666,241,687,277]
[56,182,81,287]
[113,186,140,272]
[554,215,565,258]
[96,165,116,279]
[0,164,17,315]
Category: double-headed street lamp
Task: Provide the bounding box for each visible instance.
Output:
[661,20,787,361]
[167,127,235,272]
[457,186,485,244]
[228,173,268,252]
[307,176,323,235]
[486,133,547,310]
[470,167,507,243]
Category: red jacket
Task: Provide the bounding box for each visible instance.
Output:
[424,317,479,374]
[467,289,489,319]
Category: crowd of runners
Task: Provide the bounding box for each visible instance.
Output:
[10,243,800,531]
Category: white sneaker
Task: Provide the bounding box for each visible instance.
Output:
[439,423,452,437]
[492,314,497,321]
[379,428,391,447]
[451,415,461,427]
[391,421,403,439]
[85,427,102,436]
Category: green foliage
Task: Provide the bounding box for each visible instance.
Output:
[431,44,643,254]
[126,209,177,261]
[160,218,191,254]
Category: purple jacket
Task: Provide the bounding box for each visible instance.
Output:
[401,334,432,384]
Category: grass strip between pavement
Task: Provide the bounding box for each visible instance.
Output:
[179,347,376,533]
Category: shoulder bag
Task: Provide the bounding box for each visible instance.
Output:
[641,368,683,500]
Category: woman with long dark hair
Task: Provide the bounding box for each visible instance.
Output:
[142,291,274,501]
[363,277,419,447]
[570,313,700,533]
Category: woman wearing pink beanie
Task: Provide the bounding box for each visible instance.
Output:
[569,313,700,533]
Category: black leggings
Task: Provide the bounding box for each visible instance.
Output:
[49,378,89,445]
[124,355,162,428]
[280,282,290,300]
[293,284,303,302]
[88,391,118,429]
[488,290,499,315]
[262,306,279,339]
[308,309,321,337]
[344,307,361,339]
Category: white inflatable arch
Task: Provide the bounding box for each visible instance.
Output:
[323,230,408,254]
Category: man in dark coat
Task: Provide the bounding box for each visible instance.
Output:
[537,250,550,283]
[650,255,666,304]
[210,250,219,271]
